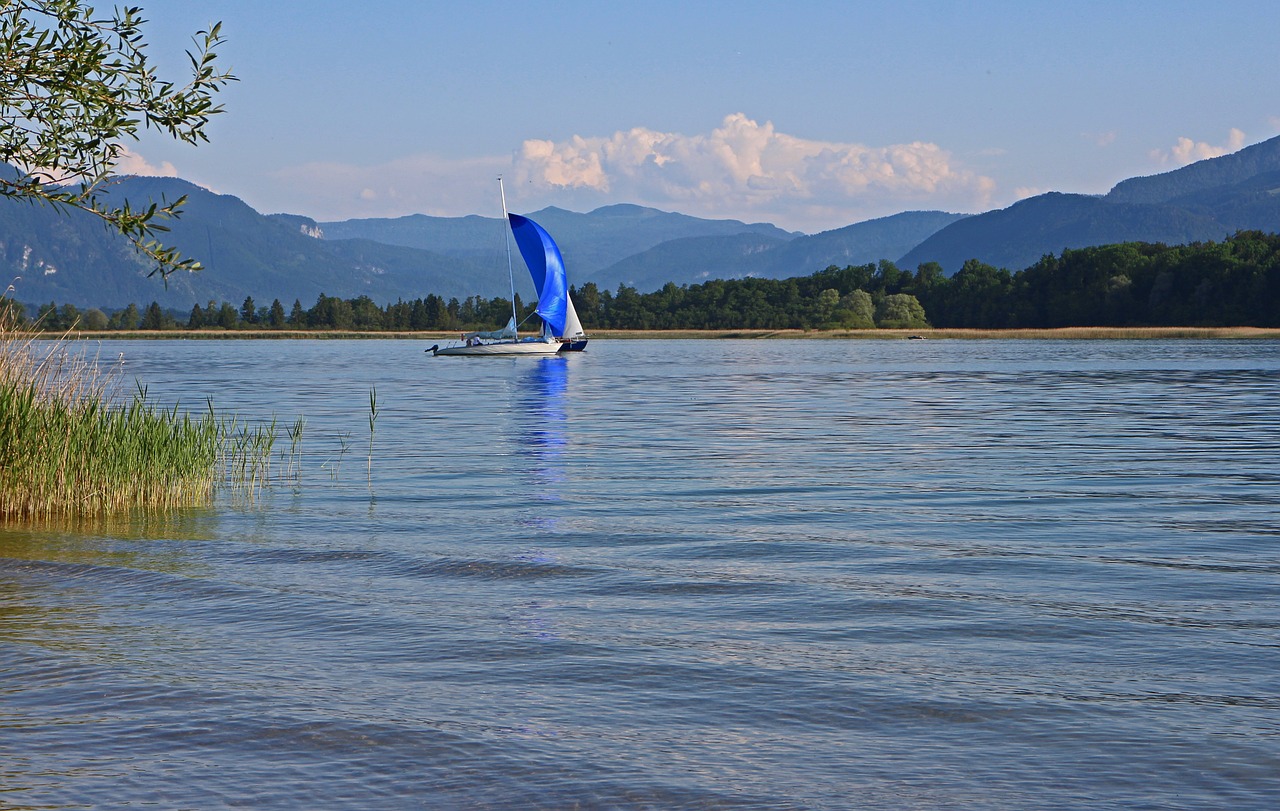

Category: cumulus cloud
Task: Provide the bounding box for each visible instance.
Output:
[1151,128,1246,166]
[261,114,995,231]
[113,147,178,177]
[511,114,995,230]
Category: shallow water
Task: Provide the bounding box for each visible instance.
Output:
[3,338,1279,809]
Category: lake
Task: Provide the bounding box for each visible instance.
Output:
[3,338,1279,809]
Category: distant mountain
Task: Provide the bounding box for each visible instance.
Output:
[1161,169,1280,231]
[900,134,1280,273]
[317,213,506,262]
[598,211,966,291]
[1107,136,1280,204]
[593,233,792,291]
[320,206,962,293]
[10,131,1280,309]
[898,193,1225,273]
[749,210,968,276]
[321,204,798,280]
[1,176,505,310]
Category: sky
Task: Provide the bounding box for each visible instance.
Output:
[124,0,1280,234]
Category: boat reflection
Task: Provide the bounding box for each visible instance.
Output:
[518,356,569,475]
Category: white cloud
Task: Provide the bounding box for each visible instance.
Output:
[1151,128,1246,166]
[113,147,178,177]
[261,114,995,231]
[511,114,995,230]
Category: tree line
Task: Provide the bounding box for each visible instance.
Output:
[9,293,531,333]
[573,230,1280,330]
[9,231,1280,333]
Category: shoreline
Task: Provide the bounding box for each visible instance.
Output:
[33,326,1280,340]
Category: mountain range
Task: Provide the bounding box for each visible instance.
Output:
[4,132,1280,310]
[901,135,1280,271]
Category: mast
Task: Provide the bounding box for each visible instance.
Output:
[498,177,518,333]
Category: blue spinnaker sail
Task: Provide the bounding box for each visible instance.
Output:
[508,213,568,338]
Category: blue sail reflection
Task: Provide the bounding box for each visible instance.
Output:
[512,358,570,648]
[518,356,569,494]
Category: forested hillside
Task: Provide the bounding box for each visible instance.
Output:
[901,133,1280,273]
[570,231,1280,330]
[14,232,1278,333]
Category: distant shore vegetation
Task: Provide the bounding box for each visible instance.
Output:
[8,231,1280,335]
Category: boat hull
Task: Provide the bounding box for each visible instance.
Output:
[559,338,588,352]
[430,340,562,357]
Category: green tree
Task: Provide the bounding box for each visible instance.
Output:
[911,262,949,317]
[288,298,305,326]
[188,303,205,329]
[875,260,910,295]
[35,301,58,329]
[267,298,286,329]
[240,296,257,325]
[940,259,1013,327]
[216,301,237,329]
[608,284,646,329]
[109,302,139,330]
[833,289,875,329]
[874,293,929,329]
[58,302,80,328]
[139,300,166,330]
[813,288,840,327]
[0,2,234,277]
[309,294,353,329]
[422,294,450,329]
[81,307,108,330]
[350,295,383,330]
[573,282,601,327]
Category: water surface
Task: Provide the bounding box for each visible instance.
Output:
[3,339,1278,809]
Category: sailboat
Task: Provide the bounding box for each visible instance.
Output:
[430,179,578,357]
[508,213,589,352]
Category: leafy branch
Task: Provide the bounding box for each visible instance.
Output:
[0,1,235,278]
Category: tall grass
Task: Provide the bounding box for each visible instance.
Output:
[0,306,276,520]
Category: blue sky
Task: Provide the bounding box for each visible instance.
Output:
[128,0,1280,233]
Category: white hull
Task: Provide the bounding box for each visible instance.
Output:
[430,339,561,357]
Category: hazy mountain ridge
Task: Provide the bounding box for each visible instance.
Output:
[5,133,1280,309]
[3,176,951,308]
[902,134,1280,272]
[601,211,967,291]
[2,176,509,309]
[320,204,799,284]
[1106,136,1280,204]
[898,193,1226,273]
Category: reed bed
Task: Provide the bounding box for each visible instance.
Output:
[1,309,276,521]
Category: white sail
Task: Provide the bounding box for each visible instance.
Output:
[562,295,585,340]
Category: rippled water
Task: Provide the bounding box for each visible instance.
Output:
[3,338,1279,809]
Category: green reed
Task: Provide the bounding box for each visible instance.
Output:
[0,308,278,520]
[282,415,306,481]
[367,386,378,480]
